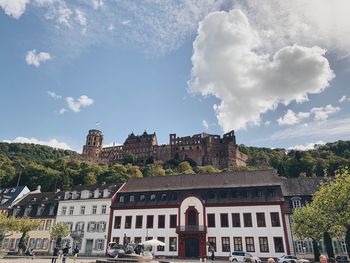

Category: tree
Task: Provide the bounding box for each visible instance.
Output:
[178,161,195,174]
[143,163,165,177]
[50,222,70,247]
[196,166,221,174]
[0,214,18,247]
[292,204,325,261]
[14,217,40,254]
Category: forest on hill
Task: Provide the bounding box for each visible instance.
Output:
[0,140,349,192]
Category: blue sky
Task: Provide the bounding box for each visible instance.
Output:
[1,0,350,152]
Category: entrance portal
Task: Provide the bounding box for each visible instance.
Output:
[185,237,199,258]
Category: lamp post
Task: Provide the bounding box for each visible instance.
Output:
[14,163,24,187]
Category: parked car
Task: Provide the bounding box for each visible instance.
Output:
[278,255,298,263]
[336,256,349,263]
[278,255,310,263]
[229,251,261,263]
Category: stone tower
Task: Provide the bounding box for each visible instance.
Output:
[82,129,103,160]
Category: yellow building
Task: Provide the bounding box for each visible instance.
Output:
[2,191,60,254]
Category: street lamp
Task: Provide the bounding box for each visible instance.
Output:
[14,163,24,187]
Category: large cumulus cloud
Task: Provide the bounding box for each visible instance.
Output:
[189,10,335,131]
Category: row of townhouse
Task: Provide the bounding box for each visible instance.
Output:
[0,169,348,259]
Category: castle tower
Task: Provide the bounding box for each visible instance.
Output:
[82,129,103,159]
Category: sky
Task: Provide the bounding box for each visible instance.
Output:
[1,0,350,152]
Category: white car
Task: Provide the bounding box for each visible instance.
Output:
[229,251,261,263]
[278,255,299,263]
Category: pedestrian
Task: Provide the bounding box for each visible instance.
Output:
[72,245,79,263]
[320,255,328,263]
[51,246,59,263]
[268,258,276,263]
[210,249,215,262]
[62,244,71,263]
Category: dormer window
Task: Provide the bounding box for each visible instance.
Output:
[292,198,302,208]
[81,190,89,199]
[37,205,45,216]
[103,189,109,198]
[119,196,124,203]
[140,194,145,201]
[94,189,100,198]
[161,194,167,201]
[24,206,32,216]
[150,194,156,201]
[49,206,55,215]
[130,195,135,202]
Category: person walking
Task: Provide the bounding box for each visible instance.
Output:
[210,249,215,262]
[51,246,59,263]
[72,246,79,263]
[62,244,71,263]
[320,255,328,263]
[268,258,276,263]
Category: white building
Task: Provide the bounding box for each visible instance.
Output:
[56,183,122,256]
[108,170,290,259]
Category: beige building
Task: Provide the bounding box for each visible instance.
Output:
[2,190,59,254]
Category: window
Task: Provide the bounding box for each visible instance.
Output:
[220,213,229,227]
[69,206,74,215]
[256,213,266,227]
[170,215,177,228]
[65,222,73,231]
[42,239,49,250]
[102,205,107,214]
[98,221,106,232]
[76,222,84,230]
[246,237,255,252]
[38,220,45,231]
[134,237,142,244]
[95,239,104,250]
[88,221,96,232]
[24,207,32,216]
[232,213,241,227]
[37,206,45,216]
[114,216,121,229]
[150,194,156,201]
[208,237,216,252]
[222,237,230,252]
[92,205,97,214]
[36,238,42,249]
[157,237,165,251]
[125,216,132,229]
[207,214,215,227]
[62,206,67,215]
[158,215,165,228]
[112,237,120,244]
[233,237,243,251]
[243,213,252,227]
[169,237,177,251]
[45,220,52,231]
[259,237,269,252]
[80,206,85,215]
[119,196,124,203]
[140,194,145,201]
[271,212,281,227]
[130,195,135,202]
[274,237,284,253]
[292,199,302,208]
[136,215,143,228]
[147,215,154,228]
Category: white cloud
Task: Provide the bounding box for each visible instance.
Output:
[58,108,67,114]
[277,109,310,126]
[121,20,130,25]
[202,120,209,130]
[238,0,350,56]
[25,49,51,67]
[91,0,103,10]
[0,0,30,19]
[270,116,350,141]
[189,10,334,132]
[311,104,340,122]
[264,121,271,126]
[47,91,62,100]
[66,95,94,113]
[75,9,87,27]
[3,137,72,150]
[288,141,325,151]
[339,95,350,103]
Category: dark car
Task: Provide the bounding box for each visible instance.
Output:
[336,256,349,263]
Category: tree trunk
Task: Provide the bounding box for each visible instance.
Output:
[345,226,350,259]
[313,239,321,262]
[324,232,334,259]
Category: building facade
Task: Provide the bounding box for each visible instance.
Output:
[0,186,30,215]
[55,183,121,256]
[2,189,58,254]
[81,129,248,169]
[108,170,289,259]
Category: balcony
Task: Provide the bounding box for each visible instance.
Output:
[71,230,84,238]
[176,225,207,233]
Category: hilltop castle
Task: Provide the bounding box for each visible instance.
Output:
[81,129,247,168]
